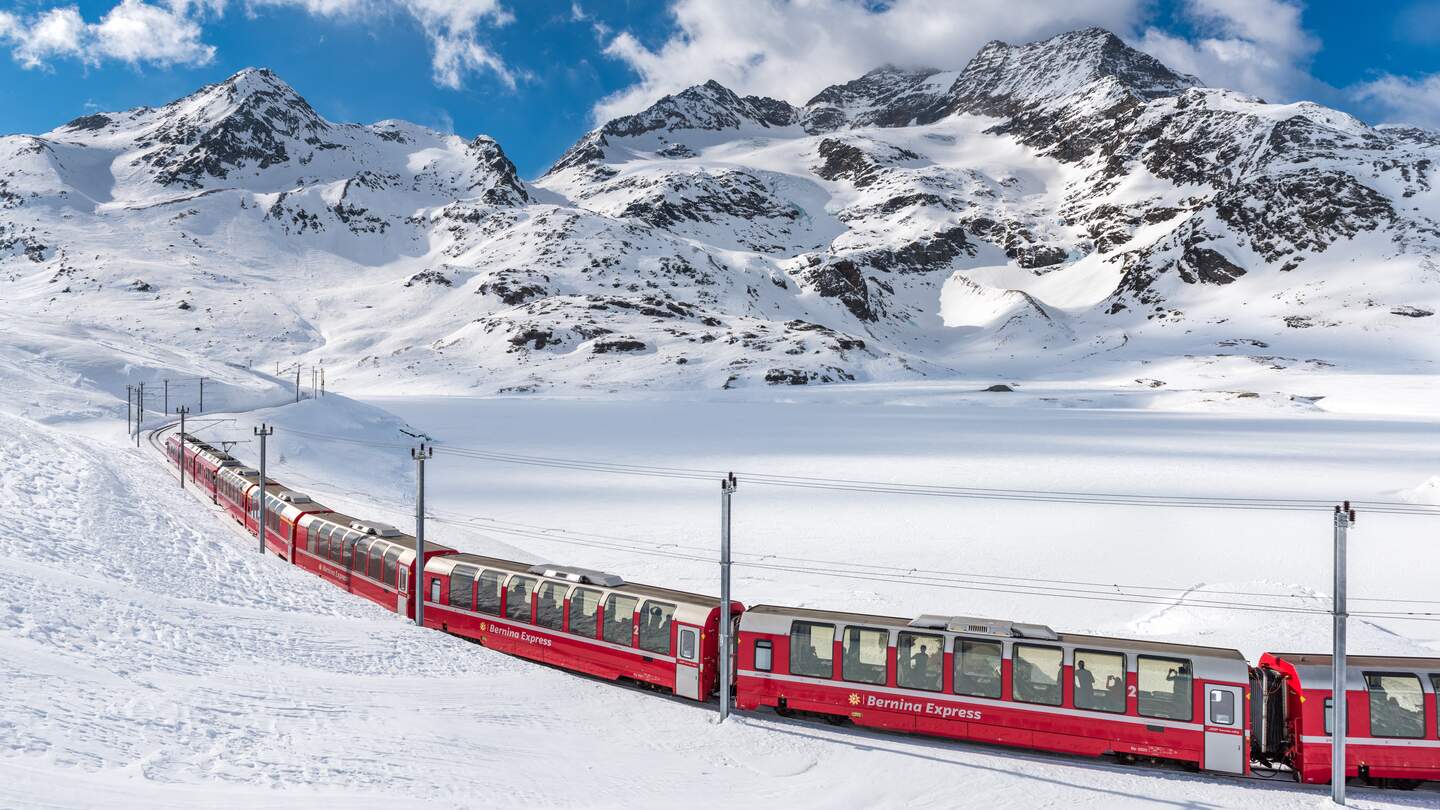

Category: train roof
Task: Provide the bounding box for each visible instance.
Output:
[742,604,1247,662]
[1267,652,1440,669]
[428,552,724,610]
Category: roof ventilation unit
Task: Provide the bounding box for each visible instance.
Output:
[528,564,624,587]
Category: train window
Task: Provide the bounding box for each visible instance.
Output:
[449,566,476,610]
[429,578,441,603]
[1013,645,1064,706]
[536,582,567,631]
[368,544,385,580]
[754,640,773,672]
[603,594,638,646]
[1324,697,1333,735]
[382,547,402,587]
[1434,676,1440,738]
[789,622,836,679]
[954,639,1003,698]
[312,524,327,556]
[638,601,676,655]
[476,571,504,615]
[896,632,944,692]
[506,576,536,622]
[1074,649,1126,714]
[679,629,696,661]
[1137,656,1192,721]
[1209,689,1235,726]
[350,538,370,572]
[569,588,601,637]
[1365,673,1424,738]
[841,626,888,687]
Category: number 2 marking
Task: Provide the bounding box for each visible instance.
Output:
[1128,685,1137,698]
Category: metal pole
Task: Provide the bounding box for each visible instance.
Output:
[1332,502,1354,804]
[176,406,190,489]
[296,366,301,403]
[254,424,273,555]
[199,377,205,413]
[321,366,325,397]
[164,379,169,416]
[126,385,133,437]
[720,472,737,721]
[136,382,144,447]
[412,443,432,627]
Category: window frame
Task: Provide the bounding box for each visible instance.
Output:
[449,565,477,611]
[368,543,385,581]
[788,621,837,680]
[953,637,1003,699]
[1073,648,1127,715]
[637,600,677,656]
[381,546,402,588]
[1208,687,1237,727]
[1363,671,1426,739]
[841,625,890,686]
[505,575,536,623]
[1136,655,1194,722]
[754,639,773,672]
[475,570,504,615]
[1012,643,1065,707]
[567,587,601,638]
[428,577,441,603]
[535,581,567,631]
[602,593,638,647]
[351,537,371,572]
[895,631,944,692]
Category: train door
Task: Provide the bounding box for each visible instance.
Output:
[397,567,410,616]
[675,626,701,700]
[1203,684,1245,774]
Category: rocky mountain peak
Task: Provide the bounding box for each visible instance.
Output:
[801,64,951,133]
[953,27,1201,109]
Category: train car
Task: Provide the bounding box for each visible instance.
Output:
[296,512,456,617]
[422,556,741,701]
[166,434,239,503]
[736,606,1252,775]
[1254,652,1440,787]
[214,465,260,525]
[250,487,331,560]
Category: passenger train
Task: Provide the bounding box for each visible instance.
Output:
[164,430,1440,790]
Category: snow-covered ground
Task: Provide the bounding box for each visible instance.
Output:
[1,362,1438,807]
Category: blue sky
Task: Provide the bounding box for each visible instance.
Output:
[1,0,1438,178]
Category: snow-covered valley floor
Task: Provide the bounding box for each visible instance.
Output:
[2,380,1439,808]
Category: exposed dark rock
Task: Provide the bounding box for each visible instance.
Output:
[983,384,1014,392]
[593,338,646,354]
[404,270,452,288]
[1390,305,1434,318]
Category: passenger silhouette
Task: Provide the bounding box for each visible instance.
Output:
[1076,660,1096,697]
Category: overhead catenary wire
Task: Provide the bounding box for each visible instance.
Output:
[275,425,1440,516]
[209,424,1440,616]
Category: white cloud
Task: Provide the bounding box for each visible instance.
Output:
[0,1,212,69]
[0,0,515,90]
[1352,72,1440,130]
[95,0,216,65]
[593,0,1152,122]
[1136,0,1321,102]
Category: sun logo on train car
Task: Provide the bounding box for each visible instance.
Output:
[480,622,487,632]
[848,693,861,706]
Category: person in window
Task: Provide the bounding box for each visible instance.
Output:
[912,644,931,679]
[1075,660,1095,699]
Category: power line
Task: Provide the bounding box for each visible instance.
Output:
[273,426,1440,517]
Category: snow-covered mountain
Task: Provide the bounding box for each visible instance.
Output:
[2,28,1436,396]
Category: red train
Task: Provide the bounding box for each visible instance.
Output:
[164,431,1440,790]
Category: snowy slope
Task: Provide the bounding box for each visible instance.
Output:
[1,29,1436,398]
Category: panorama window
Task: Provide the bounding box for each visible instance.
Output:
[368,544,384,580]
[603,594,638,646]
[536,582,567,631]
[350,538,370,572]
[449,565,476,610]
[309,523,325,555]
[1013,645,1064,706]
[568,588,601,638]
[638,601,676,655]
[789,622,836,679]
[1137,656,1192,721]
[896,632,944,692]
[954,639,1003,699]
[505,576,536,622]
[476,570,504,615]
[1074,649,1126,714]
[1366,673,1424,739]
[382,547,402,587]
[754,640,773,672]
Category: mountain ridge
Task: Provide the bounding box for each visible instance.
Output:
[1,27,1435,397]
